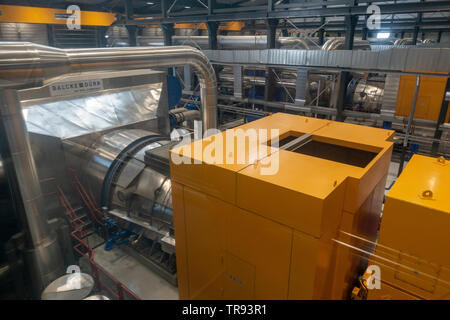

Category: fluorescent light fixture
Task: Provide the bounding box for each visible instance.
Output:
[147,2,154,4]
[184,6,191,8]
[377,32,390,39]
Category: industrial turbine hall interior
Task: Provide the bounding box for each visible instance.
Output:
[0,0,449,301]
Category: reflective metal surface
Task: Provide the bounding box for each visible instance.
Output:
[0,42,217,130]
[41,273,94,300]
[322,38,371,50]
[204,48,450,74]
[0,157,4,186]
[349,79,384,113]
[0,89,49,246]
[0,89,64,297]
[84,295,110,300]
[80,129,162,205]
[140,35,315,50]
[23,86,163,140]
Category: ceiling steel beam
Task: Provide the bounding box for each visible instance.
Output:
[123,1,450,25]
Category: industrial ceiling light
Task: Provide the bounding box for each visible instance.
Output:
[146,2,154,4]
[185,6,191,8]
[377,32,390,39]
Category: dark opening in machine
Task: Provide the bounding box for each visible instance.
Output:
[276,134,378,168]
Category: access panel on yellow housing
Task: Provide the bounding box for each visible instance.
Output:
[396,75,449,122]
[181,186,293,299]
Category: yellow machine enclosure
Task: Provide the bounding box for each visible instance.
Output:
[170,113,394,299]
[365,154,450,300]
[396,74,449,122]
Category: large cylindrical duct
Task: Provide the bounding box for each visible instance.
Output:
[0,156,5,187]
[0,42,217,130]
[138,35,316,50]
[322,38,371,50]
[0,89,64,297]
[0,42,218,296]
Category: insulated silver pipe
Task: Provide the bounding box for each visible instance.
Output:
[0,90,50,246]
[0,42,217,296]
[0,42,217,130]
[0,157,4,186]
[0,89,64,297]
[218,94,445,128]
[139,35,316,50]
[322,38,371,50]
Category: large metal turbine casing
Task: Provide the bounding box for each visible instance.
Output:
[81,128,175,250]
[18,68,170,205]
[16,68,179,285]
[0,42,218,293]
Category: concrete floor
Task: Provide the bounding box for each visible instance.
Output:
[385,160,401,196]
[85,233,178,300]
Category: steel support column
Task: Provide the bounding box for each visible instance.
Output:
[125,0,137,46]
[46,25,55,47]
[335,72,350,122]
[267,18,278,49]
[126,25,137,47]
[96,27,108,48]
[207,21,219,50]
[162,23,175,75]
[336,13,357,121]
[161,23,174,46]
[264,19,278,110]
[412,26,420,44]
[318,17,326,45]
[362,27,368,40]
[344,14,358,50]
[413,0,424,45]
[398,76,421,176]
[208,0,215,15]
[431,79,450,154]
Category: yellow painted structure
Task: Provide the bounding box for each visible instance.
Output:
[365,154,450,300]
[396,74,449,122]
[170,113,394,299]
[0,5,116,26]
[173,22,245,31]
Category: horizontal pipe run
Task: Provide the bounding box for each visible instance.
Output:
[0,42,217,130]
[217,94,449,130]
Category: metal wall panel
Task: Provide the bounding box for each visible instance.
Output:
[204,48,450,74]
[405,48,440,72]
[437,49,450,71]
[376,49,393,70]
[327,50,352,68]
[0,23,48,45]
[286,50,307,66]
[352,51,379,70]
[389,48,408,71]
[381,74,401,115]
[50,25,102,48]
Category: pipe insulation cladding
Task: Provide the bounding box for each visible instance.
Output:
[0,42,218,130]
[0,42,218,297]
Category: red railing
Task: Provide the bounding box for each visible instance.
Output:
[42,175,140,300]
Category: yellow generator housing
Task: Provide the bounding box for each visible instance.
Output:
[170,113,394,299]
[396,74,449,122]
[365,154,450,300]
